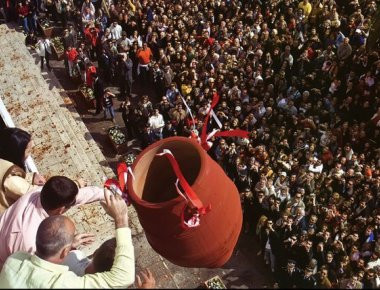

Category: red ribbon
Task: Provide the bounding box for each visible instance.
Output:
[213,129,251,139]
[157,150,211,216]
[200,92,220,150]
[104,163,131,205]
[117,162,128,192]
[199,92,250,151]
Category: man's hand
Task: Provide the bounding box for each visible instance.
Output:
[101,188,129,228]
[72,233,95,249]
[136,269,156,289]
[33,173,46,185]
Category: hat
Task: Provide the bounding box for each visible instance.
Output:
[280,172,287,177]
[235,106,241,112]
[208,77,215,83]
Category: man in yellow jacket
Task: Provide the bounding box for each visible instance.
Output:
[298,0,312,18]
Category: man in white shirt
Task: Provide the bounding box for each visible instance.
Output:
[36,36,52,70]
[277,96,288,110]
[110,21,122,41]
[367,252,380,270]
[308,157,323,173]
[149,109,165,141]
[120,32,132,51]
[130,31,143,48]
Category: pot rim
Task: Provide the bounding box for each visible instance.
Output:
[127,136,206,209]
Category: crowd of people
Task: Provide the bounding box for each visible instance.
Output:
[1,0,380,288]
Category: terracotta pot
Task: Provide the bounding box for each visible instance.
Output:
[127,136,242,268]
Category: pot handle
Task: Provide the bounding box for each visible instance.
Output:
[156,149,211,215]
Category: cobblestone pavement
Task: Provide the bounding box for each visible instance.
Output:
[0,23,274,288]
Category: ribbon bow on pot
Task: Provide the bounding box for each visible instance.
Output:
[104,162,134,205]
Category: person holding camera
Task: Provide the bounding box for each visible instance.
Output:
[260,219,280,273]
[102,89,116,123]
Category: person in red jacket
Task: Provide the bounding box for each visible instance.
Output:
[17,1,29,34]
[84,25,99,60]
[86,63,97,88]
[65,46,78,78]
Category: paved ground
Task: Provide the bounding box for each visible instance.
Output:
[0,23,274,288]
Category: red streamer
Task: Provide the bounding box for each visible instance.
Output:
[104,163,131,205]
[157,150,211,216]
[200,93,250,150]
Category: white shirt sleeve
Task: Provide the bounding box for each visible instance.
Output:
[62,250,91,276]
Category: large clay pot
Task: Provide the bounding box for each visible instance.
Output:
[127,136,243,268]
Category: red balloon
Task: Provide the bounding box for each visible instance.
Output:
[127,136,243,268]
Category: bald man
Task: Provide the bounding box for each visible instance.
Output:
[0,190,135,288]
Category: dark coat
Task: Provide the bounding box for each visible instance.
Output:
[121,58,133,82]
[296,246,314,270]
[260,227,281,256]
[141,129,155,149]
[93,77,104,98]
[297,273,317,289]
[278,266,302,288]
[294,216,308,234]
